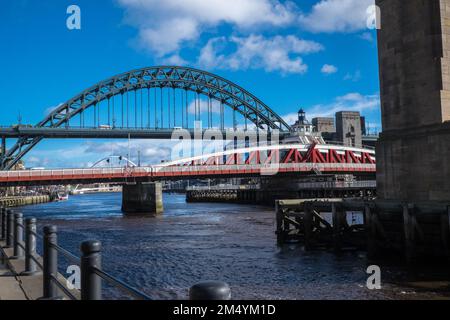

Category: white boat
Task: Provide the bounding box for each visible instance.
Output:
[56,193,69,201]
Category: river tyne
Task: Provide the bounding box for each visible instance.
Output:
[17,193,450,300]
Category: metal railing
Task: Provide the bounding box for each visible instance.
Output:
[0,163,377,182]
[0,206,231,300]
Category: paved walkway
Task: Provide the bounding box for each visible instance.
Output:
[0,262,28,300]
[0,240,79,300]
[0,242,40,300]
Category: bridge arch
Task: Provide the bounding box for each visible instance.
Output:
[3,66,291,170]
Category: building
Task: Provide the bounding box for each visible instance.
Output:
[287,109,377,148]
[312,117,335,134]
[290,109,314,134]
[360,116,367,135]
[311,111,371,148]
[335,111,363,148]
[285,109,325,144]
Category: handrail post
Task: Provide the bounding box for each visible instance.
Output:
[6,210,14,248]
[0,207,6,241]
[81,240,102,300]
[43,225,58,299]
[22,218,39,275]
[11,213,24,259]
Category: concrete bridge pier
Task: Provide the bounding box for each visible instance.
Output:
[121,182,163,216]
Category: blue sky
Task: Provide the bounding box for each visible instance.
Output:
[0,0,379,168]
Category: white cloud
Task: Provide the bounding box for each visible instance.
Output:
[321,64,338,74]
[359,32,374,42]
[198,35,323,74]
[117,0,296,57]
[160,54,189,66]
[84,140,173,164]
[344,70,362,82]
[187,99,221,115]
[24,140,175,168]
[283,92,379,124]
[299,0,374,33]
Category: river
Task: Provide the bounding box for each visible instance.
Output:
[17,193,450,300]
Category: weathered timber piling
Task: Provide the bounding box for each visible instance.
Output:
[276,199,366,251]
[276,199,450,262]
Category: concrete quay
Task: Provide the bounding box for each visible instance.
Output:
[0,195,51,209]
[186,181,376,206]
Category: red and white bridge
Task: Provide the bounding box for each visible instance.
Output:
[0,143,375,187]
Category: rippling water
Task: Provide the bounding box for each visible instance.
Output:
[17,193,450,300]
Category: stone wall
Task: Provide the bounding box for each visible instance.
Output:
[376,0,450,201]
[377,0,446,131]
[312,117,335,134]
[377,123,450,201]
[335,111,362,147]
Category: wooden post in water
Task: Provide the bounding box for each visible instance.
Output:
[441,206,450,259]
[304,203,313,250]
[403,203,415,263]
[332,203,342,252]
[275,201,285,245]
[365,204,377,259]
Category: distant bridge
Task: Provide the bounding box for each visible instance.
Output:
[0,143,376,187]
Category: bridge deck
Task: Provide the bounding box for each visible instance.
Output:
[0,164,376,187]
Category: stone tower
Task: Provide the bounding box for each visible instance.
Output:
[376,0,450,201]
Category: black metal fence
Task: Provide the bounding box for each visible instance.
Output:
[0,207,231,300]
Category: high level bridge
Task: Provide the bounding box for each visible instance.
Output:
[0,66,291,171]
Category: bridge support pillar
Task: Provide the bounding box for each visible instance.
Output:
[376,0,450,201]
[121,182,163,216]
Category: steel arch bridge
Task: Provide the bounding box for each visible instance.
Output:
[1,66,291,170]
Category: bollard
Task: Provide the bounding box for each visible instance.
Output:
[1,207,5,241]
[22,218,39,275]
[81,240,102,300]
[189,281,231,300]
[12,213,24,259]
[42,225,59,299]
[6,210,14,248]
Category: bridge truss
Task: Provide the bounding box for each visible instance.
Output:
[1,66,291,170]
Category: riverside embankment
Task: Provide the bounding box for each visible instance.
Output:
[0,195,51,208]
